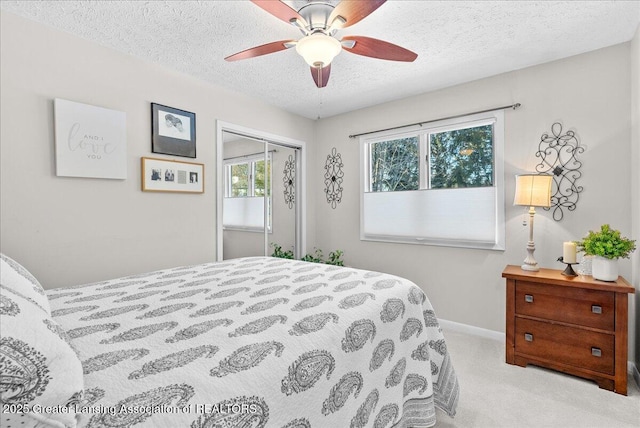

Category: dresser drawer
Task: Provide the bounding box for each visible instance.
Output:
[515,318,614,375]
[515,281,614,331]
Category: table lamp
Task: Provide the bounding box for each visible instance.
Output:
[514,174,553,271]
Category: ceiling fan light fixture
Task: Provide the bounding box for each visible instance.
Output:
[295,33,342,68]
[226,0,417,87]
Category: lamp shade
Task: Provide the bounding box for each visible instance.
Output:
[514,174,552,207]
[296,33,342,68]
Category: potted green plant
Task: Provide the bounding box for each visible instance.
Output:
[576,224,636,281]
[271,243,345,266]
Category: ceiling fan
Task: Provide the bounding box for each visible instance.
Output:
[224,0,418,88]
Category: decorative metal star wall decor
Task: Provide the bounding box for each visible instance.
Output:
[324,147,344,209]
[534,122,584,221]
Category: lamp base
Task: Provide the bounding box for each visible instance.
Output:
[521,234,539,272]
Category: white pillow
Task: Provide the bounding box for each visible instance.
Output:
[0,254,84,428]
[1,254,51,315]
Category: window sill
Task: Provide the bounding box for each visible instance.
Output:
[360,234,505,251]
[223,226,273,234]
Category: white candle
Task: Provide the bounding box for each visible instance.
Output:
[563,241,577,264]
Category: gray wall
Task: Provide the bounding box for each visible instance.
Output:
[631,25,640,372]
[314,43,636,361]
[0,11,315,288]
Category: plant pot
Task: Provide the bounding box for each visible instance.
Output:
[591,256,619,282]
[577,255,593,276]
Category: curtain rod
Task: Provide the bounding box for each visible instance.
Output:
[223,130,269,144]
[223,129,302,150]
[348,103,521,139]
[223,149,277,162]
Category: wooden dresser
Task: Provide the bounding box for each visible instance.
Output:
[502,265,635,395]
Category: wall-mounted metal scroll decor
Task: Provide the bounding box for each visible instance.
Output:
[324,147,344,209]
[534,122,584,221]
[283,154,295,209]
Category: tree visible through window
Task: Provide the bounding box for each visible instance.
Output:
[226,158,271,198]
[429,125,493,188]
[367,124,494,192]
[230,163,249,197]
[253,159,271,197]
[370,137,419,192]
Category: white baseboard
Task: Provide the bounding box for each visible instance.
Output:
[439,318,640,390]
[438,318,505,342]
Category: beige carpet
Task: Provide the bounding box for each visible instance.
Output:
[434,327,640,428]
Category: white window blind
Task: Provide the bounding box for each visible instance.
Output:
[223,196,267,230]
[363,187,498,247]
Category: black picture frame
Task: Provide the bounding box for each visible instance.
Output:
[151,103,196,158]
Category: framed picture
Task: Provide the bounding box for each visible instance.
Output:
[54,98,127,179]
[151,103,196,158]
[141,157,204,193]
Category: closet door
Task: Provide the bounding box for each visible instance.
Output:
[220,129,301,261]
[221,133,267,259]
[267,143,298,260]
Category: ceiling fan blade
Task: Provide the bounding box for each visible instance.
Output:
[224,40,295,62]
[311,64,331,88]
[341,36,417,62]
[329,0,386,29]
[251,0,306,26]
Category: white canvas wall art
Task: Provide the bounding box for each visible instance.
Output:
[54,98,127,179]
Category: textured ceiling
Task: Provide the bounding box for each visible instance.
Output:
[2,1,639,119]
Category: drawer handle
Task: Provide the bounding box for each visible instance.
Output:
[524,333,533,342]
[591,347,602,357]
[524,294,534,303]
[591,305,602,314]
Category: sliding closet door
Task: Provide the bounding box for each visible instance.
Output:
[221,133,267,259]
[220,127,301,261]
[267,143,298,259]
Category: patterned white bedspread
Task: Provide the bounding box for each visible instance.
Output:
[47,257,459,428]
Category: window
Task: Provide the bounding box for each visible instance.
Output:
[370,137,420,192]
[429,124,494,189]
[361,111,505,249]
[223,154,272,231]
[229,163,249,196]
[226,157,271,198]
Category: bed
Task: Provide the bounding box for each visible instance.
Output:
[1,254,459,428]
